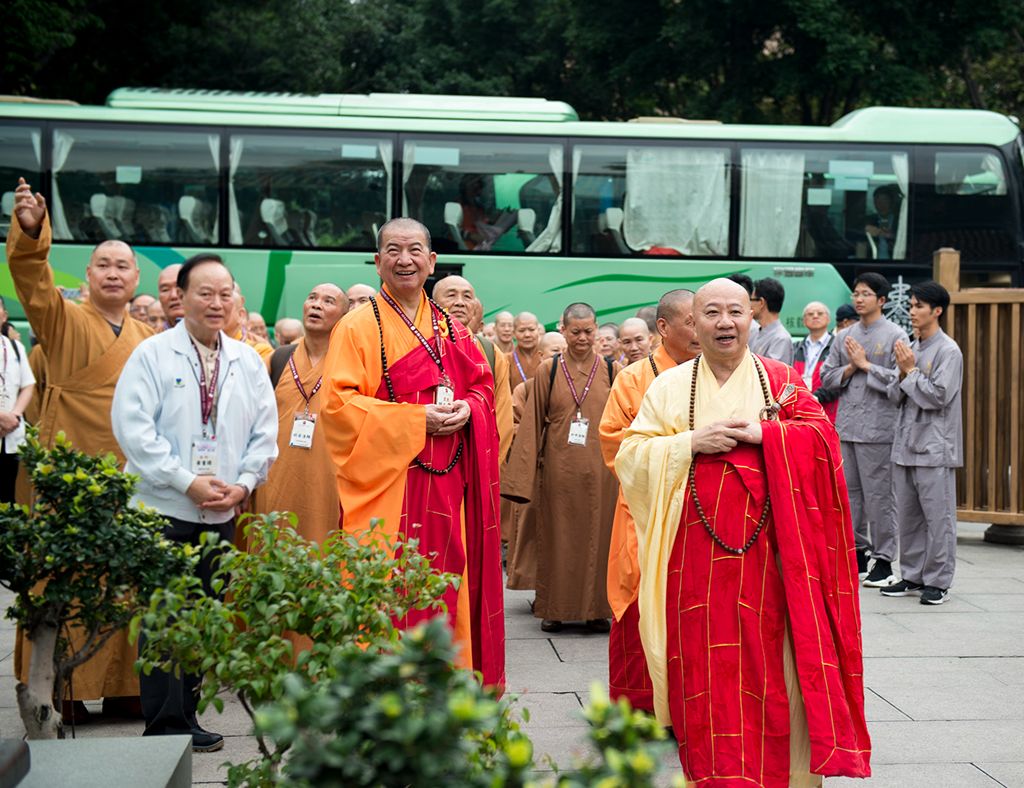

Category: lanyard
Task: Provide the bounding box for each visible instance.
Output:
[191,340,220,432]
[0,337,8,390]
[288,354,322,415]
[559,353,600,418]
[512,350,527,380]
[379,288,447,376]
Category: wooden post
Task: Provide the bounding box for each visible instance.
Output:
[933,247,960,293]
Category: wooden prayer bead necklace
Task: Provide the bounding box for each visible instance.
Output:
[687,354,775,556]
[370,295,464,475]
[648,353,659,378]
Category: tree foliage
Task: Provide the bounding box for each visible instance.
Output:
[3,1,1021,123]
[0,429,189,738]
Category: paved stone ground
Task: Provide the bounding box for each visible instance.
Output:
[2,523,1022,786]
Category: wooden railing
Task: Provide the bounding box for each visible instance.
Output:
[934,248,1024,544]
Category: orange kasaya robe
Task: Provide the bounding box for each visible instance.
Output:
[233,327,274,361]
[617,355,871,786]
[7,214,154,701]
[598,344,679,713]
[321,287,505,688]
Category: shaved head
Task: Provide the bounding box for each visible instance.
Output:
[562,302,597,325]
[347,283,376,308]
[635,306,657,334]
[92,239,137,267]
[656,289,695,321]
[539,330,567,359]
[513,310,541,353]
[275,317,304,345]
[376,217,431,252]
[619,317,653,363]
[303,283,347,336]
[493,310,514,348]
[514,311,539,328]
[158,263,184,323]
[692,278,753,366]
[433,275,476,326]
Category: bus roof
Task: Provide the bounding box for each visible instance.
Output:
[0,90,1019,147]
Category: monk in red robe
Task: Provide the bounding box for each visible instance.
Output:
[616,279,870,787]
[321,218,504,688]
[599,288,700,713]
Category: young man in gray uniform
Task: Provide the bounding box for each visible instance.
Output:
[820,272,909,587]
[881,281,962,605]
[749,277,794,364]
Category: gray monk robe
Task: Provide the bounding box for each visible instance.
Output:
[888,329,963,590]
[502,353,620,622]
[820,316,909,562]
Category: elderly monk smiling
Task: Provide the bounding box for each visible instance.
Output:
[615,278,871,787]
[321,219,505,688]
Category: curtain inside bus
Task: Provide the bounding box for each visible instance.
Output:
[622,147,730,255]
[739,150,805,257]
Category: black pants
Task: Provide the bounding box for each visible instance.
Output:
[0,447,19,504]
[140,516,234,736]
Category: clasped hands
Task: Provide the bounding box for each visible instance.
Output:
[845,336,871,372]
[186,476,248,512]
[425,400,471,436]
[691,419,762,456]
[893,340,916,376]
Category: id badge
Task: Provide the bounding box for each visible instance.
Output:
[191,436,218,476]
[289,413,317,449]
[435,384,455,407]
[568,416,589,446]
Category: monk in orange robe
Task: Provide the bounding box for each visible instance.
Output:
[253,283,348,539]
[321,218,504,687]
[7,178,153,717]
[598,289,699,713]
[616,279,870,786]
[227,283,273,360]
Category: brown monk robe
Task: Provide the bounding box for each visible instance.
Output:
[23,345,47,426]
[253,284,348,540]
[507,311,542,391]
[502,305,619,630]
[253,284,348,659]
[7,178,153,710]
[505,331,566,591]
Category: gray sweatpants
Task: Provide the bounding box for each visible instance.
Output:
[841,441,898,562]
[894,464,957,590]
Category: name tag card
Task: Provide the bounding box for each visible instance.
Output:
[191,436,218,475]
[290,413,317,449]
[568,416,589,446]
[435,384,455,407]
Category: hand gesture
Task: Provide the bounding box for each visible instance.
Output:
[13,178,46,239]
[845,336,869,372]
[200,481,247,512]
[894,340,916,376]
[186,475,228,506]
[0,411,18,436]
[430,399,471,436]
[425,403,455,434]
[692,419,752,455]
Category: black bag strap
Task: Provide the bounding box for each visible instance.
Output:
[269,343,298,389]
[606,356,614,385]
[548,352,559,395]
[478,335,496,372]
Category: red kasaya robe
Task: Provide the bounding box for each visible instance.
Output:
[667,359,869,785]
[321,288,505,688]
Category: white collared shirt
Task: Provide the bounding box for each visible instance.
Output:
[111,321,278,523]
[0,335,35,452]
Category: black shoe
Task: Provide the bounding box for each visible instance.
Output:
[856,550,870,578]
[540,619,562,633]
[862,559,896,588]
[191,727,225,753]
[920,586,949,606]
[880,580,924,597]
[586,618,611,633]
[102,695,145,720]
[61,700,92,725]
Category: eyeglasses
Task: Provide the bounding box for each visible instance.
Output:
[851,291,877,300]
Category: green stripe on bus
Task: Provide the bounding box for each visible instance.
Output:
[261,249,292,320]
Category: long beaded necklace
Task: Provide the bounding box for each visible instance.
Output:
[370,295,464,475]
[687,354,775,556]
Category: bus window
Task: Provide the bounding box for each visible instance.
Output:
[911,147,1016,268]
[50,126,220,245]
[739,147,909,261]
[401,138,562,254]
[228,134,392,249]
[572,143,731,257]
[0,125,42,240]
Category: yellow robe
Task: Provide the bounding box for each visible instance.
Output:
[476,337,513,459]
[232,328,274,360]
[7,214,154,700]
